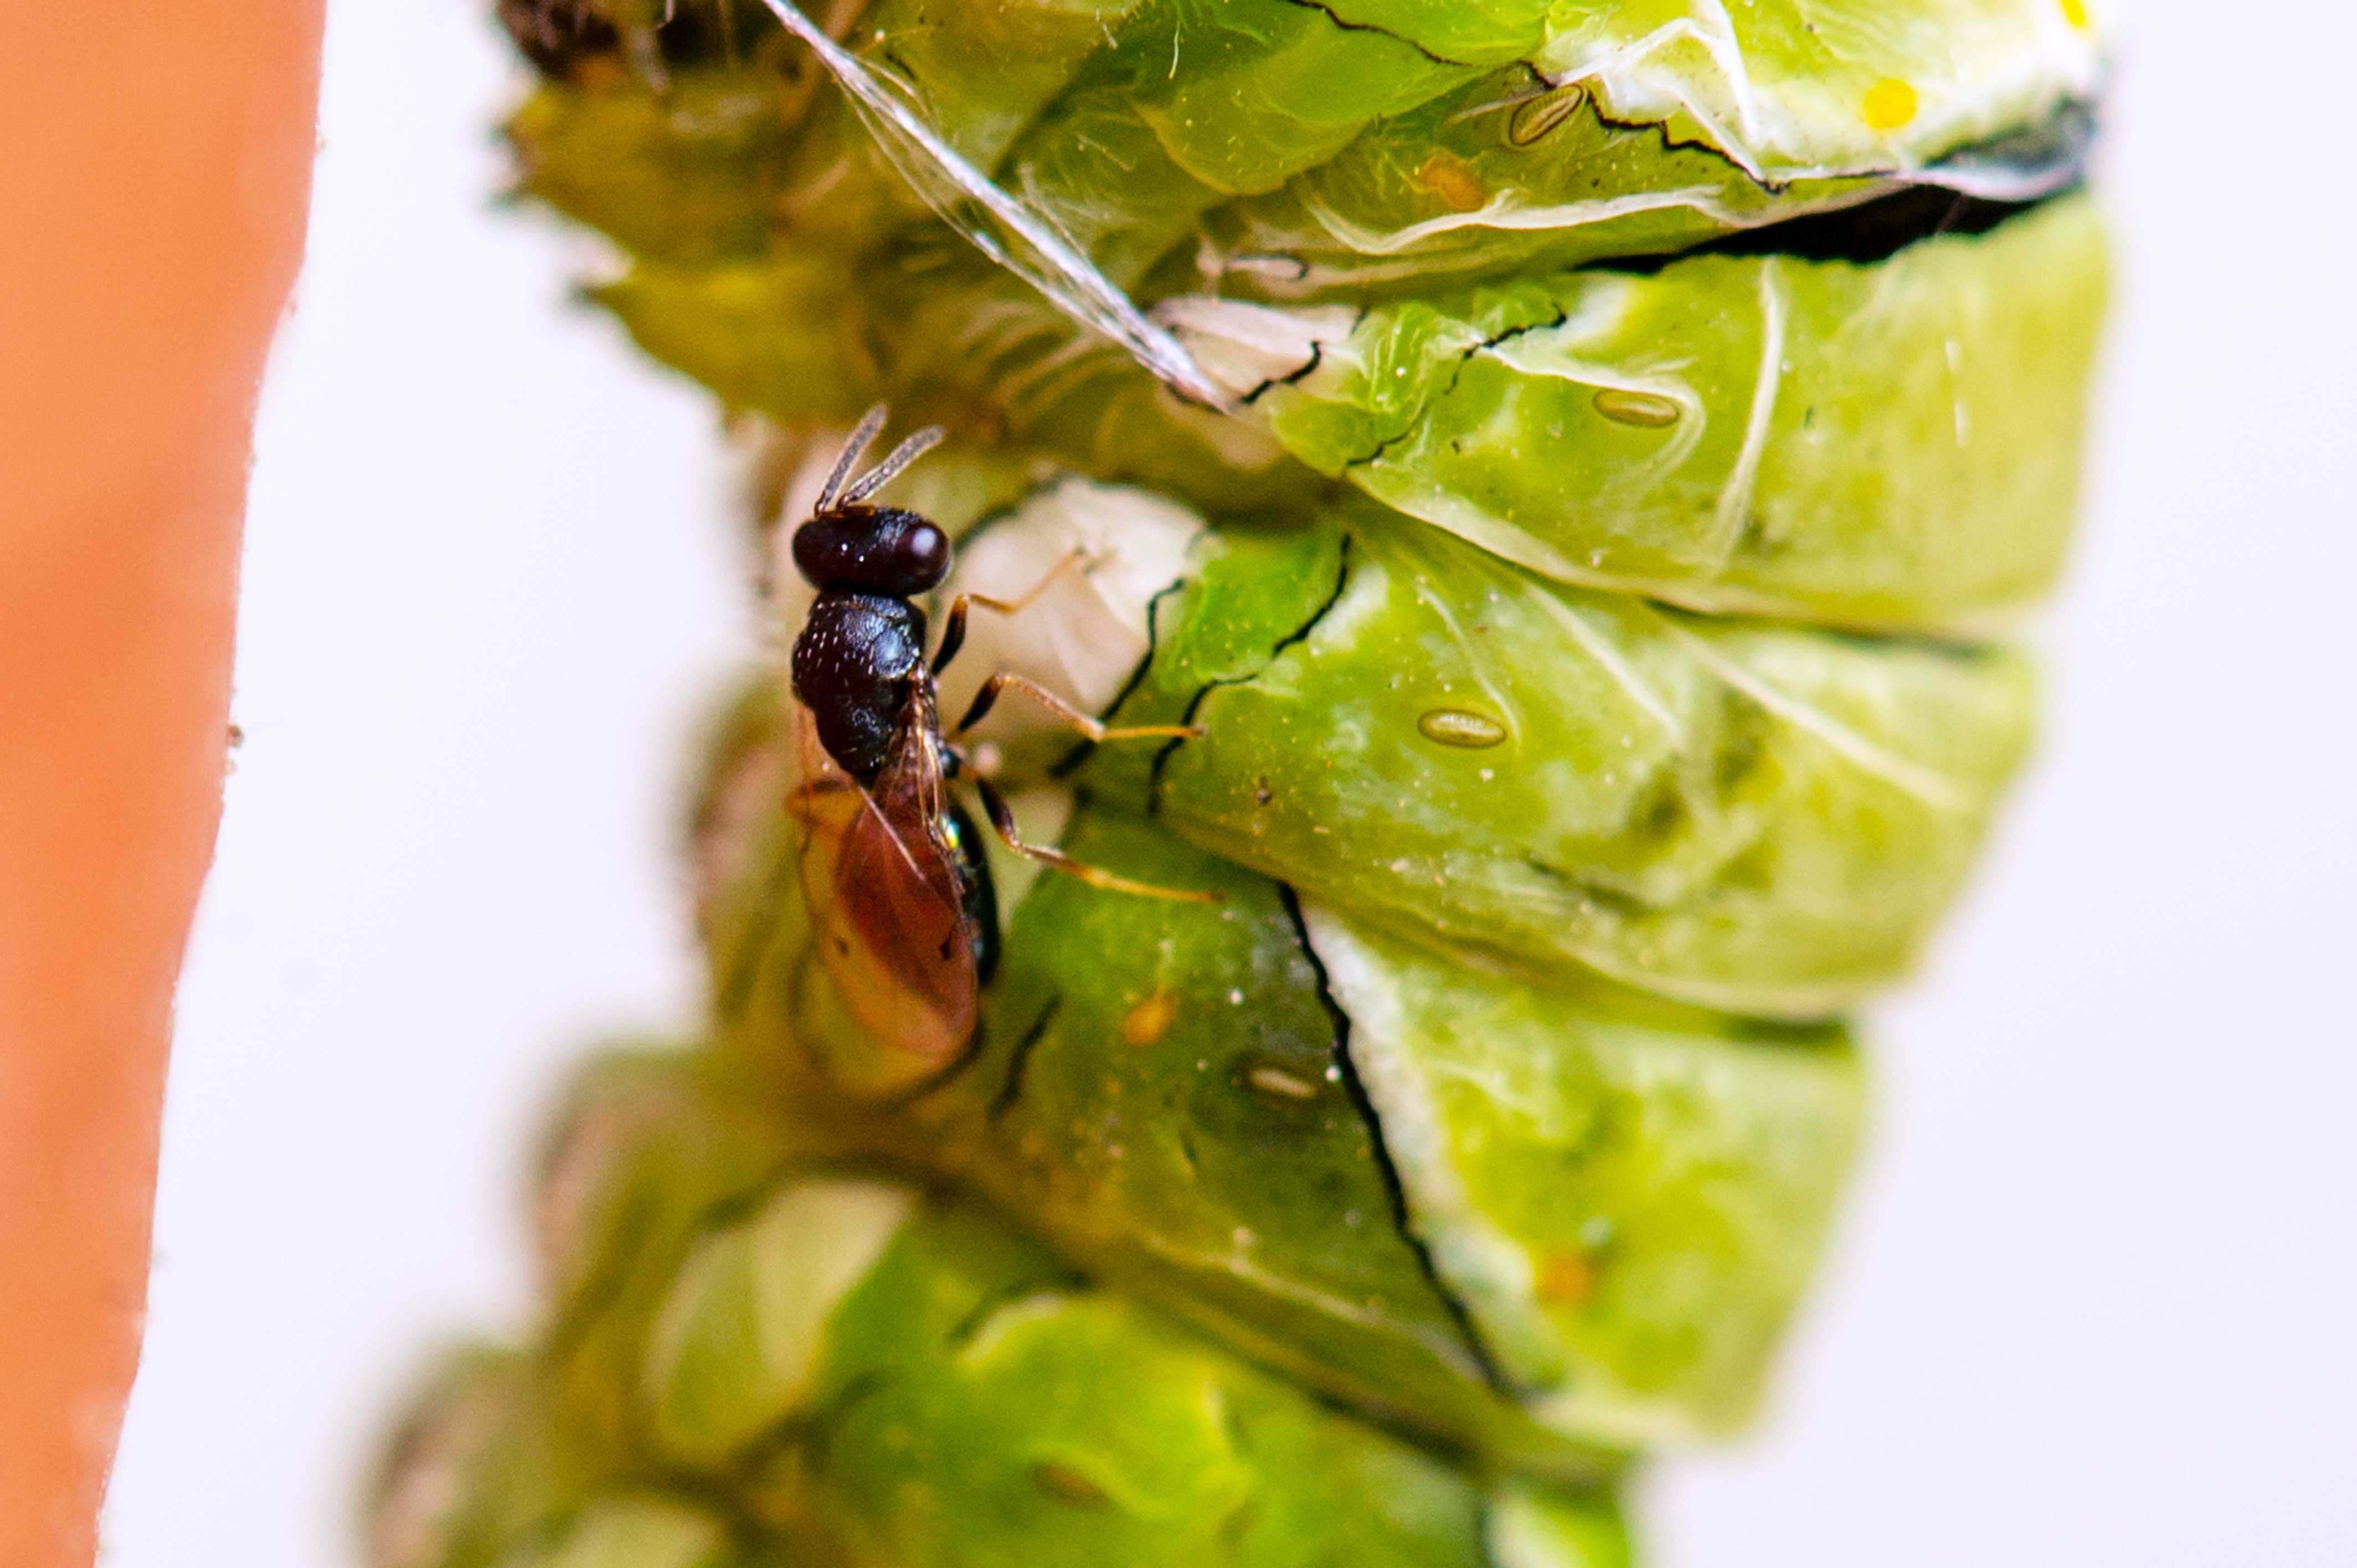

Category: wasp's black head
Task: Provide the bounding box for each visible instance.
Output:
[792,506,951,597]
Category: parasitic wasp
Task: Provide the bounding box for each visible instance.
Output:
[786,405,1215,1065]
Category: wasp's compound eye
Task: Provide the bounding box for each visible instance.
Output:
[893,520,951,591]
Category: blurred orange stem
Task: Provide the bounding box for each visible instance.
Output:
[0,4,322,1563]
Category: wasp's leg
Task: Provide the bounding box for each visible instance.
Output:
[953,672,1202,744]
[973,777,1221,903]
[931,548,1090,673]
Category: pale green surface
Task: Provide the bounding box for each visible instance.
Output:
[1196,74,1882,299]
[1487,1485,1634,1568]
[593,233,1326,510]
[1307,909,1860,1439]
[1088,508,2035,1016]
[1222,195,2107,627]
[492,1499,735,1568]
[384,1062,1640,1568]
[852,0,2097,294]
[642,1180,915,1466]
[368,1346,617,1568]
[521,73,2101,617]
[856,0,1144,173]
[804,1199,1519,1567]
[525,1049,802,1463]
[693,676,1863,1463]
[508,70,800,266]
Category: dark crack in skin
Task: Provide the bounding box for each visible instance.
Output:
[945,1273,1092,1353]
[1048,579,1192,782]
[1146,536,1355,816]
[1342,311,1567,473]
[986,998,1061,1122]
[1622,184,2061,272]
[792,1368,891,1486]
[1268,0,1484,72]
[1277,883,1511,1396]
[1236,323,1362,408]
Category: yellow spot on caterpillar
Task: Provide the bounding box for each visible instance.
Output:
[1592,388,1682,429]
[1418,709,1508,749]
[1414,151,1489,213]
[1536,1252,1595,1307]
[2060,0,2091,27]
[1121,992,1176,1046]
[1862,78,1918,132]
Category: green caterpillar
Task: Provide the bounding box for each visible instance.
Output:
[378,0,2107,1559]
[369,1051,1628,1567]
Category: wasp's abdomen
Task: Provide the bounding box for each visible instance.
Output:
[791,592,929,785]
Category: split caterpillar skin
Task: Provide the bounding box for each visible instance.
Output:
[370,2,2109,1562]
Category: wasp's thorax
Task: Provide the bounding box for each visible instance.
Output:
[790,504,953,787]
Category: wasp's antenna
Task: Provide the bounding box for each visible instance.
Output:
[817,403,890,515]
[841,425,947,507]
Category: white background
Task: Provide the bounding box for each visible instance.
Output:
[105,1,2357,1562]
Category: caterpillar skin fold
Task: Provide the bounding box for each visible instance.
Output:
[369,1054,1630,1568]
[376,0,2108,1559]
